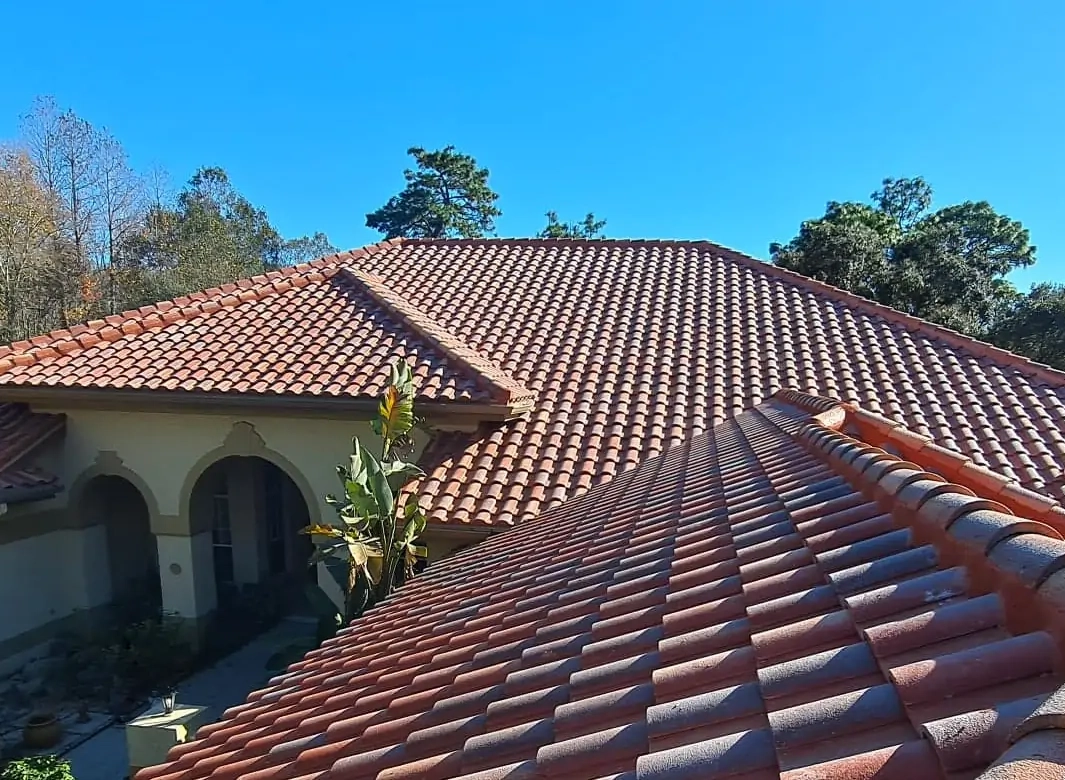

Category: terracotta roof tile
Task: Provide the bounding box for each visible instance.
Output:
[0,244,532,409]
[0,402,64,501]
[345,239,1065,526]
[2,238,1063,526]
[137,391,1065,780]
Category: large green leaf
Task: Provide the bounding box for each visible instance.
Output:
[378,385,414,450]
[307,541,346,564]
[382,460,424,485]
[348,437,368,489]
[346,537,382,569]
[360,446,394,530]
[401,497,427,544]
[390,360,414,396]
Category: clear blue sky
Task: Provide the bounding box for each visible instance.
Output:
[2,1,1063,290]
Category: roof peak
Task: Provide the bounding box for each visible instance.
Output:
[360,237,1065,389]
[0,238,533,412]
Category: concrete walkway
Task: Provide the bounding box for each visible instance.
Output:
[66,618,315,780]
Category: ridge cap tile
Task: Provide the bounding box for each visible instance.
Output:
[140,397,1065,780]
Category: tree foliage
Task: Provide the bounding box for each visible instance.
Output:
[366,146,501,239]
[302,360,429,628]
[537,211,607,239]
[0,96,337,341]
[771,177,1036,336]
[988,283,1065,369]
[0,755,75,780]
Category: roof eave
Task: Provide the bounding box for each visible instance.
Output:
[0,384,530,424]
[0,480,63,505]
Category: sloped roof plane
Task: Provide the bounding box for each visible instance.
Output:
[0,403,65,502]
[356,239,1065,525]
[135,390,1065,780]
[0,258,533,416]
[0,237,1062,528]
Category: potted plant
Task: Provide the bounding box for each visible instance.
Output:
[20,711,62,750]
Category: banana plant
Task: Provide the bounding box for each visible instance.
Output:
[301,360,429,626]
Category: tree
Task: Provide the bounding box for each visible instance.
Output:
[302,360,429,627]
[770,177,1036,335]
[989,283,1065,370]
[278,231,338,267]
[118,167,336,304]
[20,97,101,326]
[0,148,62,341]
[537,211,607,239]
[366,146,501,239]
[96,131,145,313]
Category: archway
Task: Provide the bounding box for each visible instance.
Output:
[187,456,313,608]
[79,475,158,613]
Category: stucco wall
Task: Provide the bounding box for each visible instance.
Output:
[0,525,110,648]
[0,404,457,654]
[54,408,382,523]
[53,408,393,617]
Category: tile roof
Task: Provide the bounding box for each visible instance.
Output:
[0,254,533,411]
[135,390,1065,780]
[349,239,1065,526]
[2,238,1064,526]
[0,402,64,502]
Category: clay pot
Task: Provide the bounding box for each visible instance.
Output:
[22,712,62,749]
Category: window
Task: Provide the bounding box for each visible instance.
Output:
[212,487,235,585]
[264,468,286,575]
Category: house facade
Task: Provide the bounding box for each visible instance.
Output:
[1,238,1063,680]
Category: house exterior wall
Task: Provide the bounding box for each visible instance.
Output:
[56,409,376,526]
[0,521,111,666]
[0,406,436,661]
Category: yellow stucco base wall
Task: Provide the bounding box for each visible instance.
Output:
[36,407,397,621]
[0,524,111,653]
[57,408,380,525]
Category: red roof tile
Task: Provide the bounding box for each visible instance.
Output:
[136,391,1065,780]
[0,245,533,410]
[2,238,1064,527]
[0,402,64,501]
[352,239,1065,526]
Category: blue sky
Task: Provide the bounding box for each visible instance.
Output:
[2,1,1062,289]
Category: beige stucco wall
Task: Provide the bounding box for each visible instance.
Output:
[0,404,487,659]
[0,524,111,650]
[55,408,390,618]
[55,409,381,524]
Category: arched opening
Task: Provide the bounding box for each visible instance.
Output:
[188,456,313,609]
[80,475,159,615]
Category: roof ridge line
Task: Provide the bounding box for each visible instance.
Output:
[397,238,1065,387]
[789,417,1065,666]
[339,266,536,408]
[771,388,1065,526]
[714,245,1065,388]
[0,240,407,376]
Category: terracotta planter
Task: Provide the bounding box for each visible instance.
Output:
[22,713,63,749]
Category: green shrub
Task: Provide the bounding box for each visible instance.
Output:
[1,755,74,780]
[59,612,192,708]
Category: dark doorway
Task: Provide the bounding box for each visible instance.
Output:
[80,475,159,615]
[188,456,313,608]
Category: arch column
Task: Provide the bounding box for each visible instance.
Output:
[173,422,320,623]
[69,452,165,613]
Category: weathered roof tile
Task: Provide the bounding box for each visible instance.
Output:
[138,393,1065,779]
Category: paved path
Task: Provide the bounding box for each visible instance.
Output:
[66,618,315,780]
